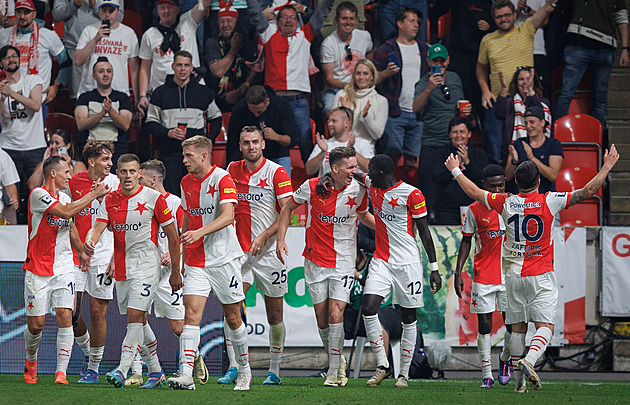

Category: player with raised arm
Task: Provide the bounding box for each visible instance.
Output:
[167,136,251,391]
[276,146,375,387]
[226,126,293,385]
[359,154,442,388]
[83,154,181,389]
[454,164,511,389]
[445,145,619,392]
[23,156,108,385]
[69,141,120,384]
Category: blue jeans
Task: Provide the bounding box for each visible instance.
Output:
[383,111,423,157]
[484,105,502,164]
[554,45,615,127]
[378,0,428,43]
[270,155,291,177]
[288,97,313,164]
[321,88,340,114]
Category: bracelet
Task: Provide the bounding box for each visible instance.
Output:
[451,167,463,178]
[139,95,148,100]
[429,262,438,272]
[623,46,630,51]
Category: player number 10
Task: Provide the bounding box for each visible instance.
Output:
[507,213,544,243]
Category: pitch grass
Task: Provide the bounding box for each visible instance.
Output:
[1,375,629,404]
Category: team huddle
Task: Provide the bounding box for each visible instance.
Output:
[21,125,618,393]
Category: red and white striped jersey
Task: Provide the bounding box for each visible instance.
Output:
[96,186,174,281]
[260,23,315,93]
[484,191,571,278]
[462,201,505,285]
[68,171,120,266]
[157,192,185,258]
[228,159,293,253]
[365,177,427,265]
[180,166,243,268]
[292,177,368,269]
[23,188,73,276]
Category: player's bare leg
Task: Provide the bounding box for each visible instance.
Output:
[72,292,91,378]
[54,308,74,384]
[263,295,285,385]
[518,322,554,391]
[24,316,45,384]
[106,308,146,388]
[362,294,392,386]
[498,312,512,385]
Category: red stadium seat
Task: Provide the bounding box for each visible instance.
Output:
[393,156,418,187]
[562,147,600,172]
[437,12,451,40]
[554,114,602,145]
[551,65,591,98]
[45,112,77,143]
[44,12,65,38]
[122,9,143,39]
[568,93,592,116]
[290,147,312,190]
[212,145,227,169]
[559,198,600,226]
[556,166,602,198]
[215,112,231,143]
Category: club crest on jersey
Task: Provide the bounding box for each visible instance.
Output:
[188,205,215,216]
[318,212,349,224]
[113,221,142,232]
[238,192,264,202]
[374,206,395,221]
[135,202,149,215]
[46,214,70,228]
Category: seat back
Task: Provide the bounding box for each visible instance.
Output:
[554,114,602,145]
[122,9,144,39]
[556,166,602,198]
[559,198,601,226]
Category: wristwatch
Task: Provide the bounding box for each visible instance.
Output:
[622,46,630,51]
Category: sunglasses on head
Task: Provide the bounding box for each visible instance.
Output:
[345,44,352,61]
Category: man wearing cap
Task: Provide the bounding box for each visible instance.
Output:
[74,0,139,101]
[137,0,212,115]
[504,105,563,194]
[0,0,72,114]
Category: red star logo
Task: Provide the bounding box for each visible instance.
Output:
[388,197,400,209]
[135,202,148,215]
[256,178,269,188]
[206,184,217,196]
[28,302,34,309]
[471,300,477,308]
[345,197,357,209]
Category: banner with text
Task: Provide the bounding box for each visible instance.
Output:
[601,227,630,316]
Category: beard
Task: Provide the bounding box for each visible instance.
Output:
[4,64,18,73]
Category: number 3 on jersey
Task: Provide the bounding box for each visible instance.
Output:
[507,213,544,243]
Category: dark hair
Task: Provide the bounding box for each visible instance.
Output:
[395,7,422,24]
[276,4,297,22]
[174,50,193,62]
[50,129,77,160]
[240,125,263,141]
[514,161,540,191]
[329,146,356,168]
[43,156,65,177]
[246,85,269,105]
[0,45,20,61]
[83,140,114,161]
[92,56,111,73]
[140,159,166,181]
[335,1,357,19]
[117,153,140,167]
[481,164,505,181]
[492,0,515,17]
[369,154,395,176]
[447,116,471,134]
[508,67,543,97]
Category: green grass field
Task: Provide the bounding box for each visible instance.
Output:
[1,375,630,404]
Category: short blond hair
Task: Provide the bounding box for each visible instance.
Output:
[181,135,213,153]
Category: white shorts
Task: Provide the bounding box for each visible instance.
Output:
[74,264,115,300]
[364,258,424,308]
[183,259,245,305]
[505,272,557,325]
[471,282,507,314]
[115,273,160,315]
[24,270,74,317]
[303,259,354,305]
[242,251,287,298]
[154,266,184,320]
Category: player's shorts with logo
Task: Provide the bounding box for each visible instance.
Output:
[115,273,160,315]
[364,258,425,308]
[505,271,557,325]
[183,259,246,304]
[74,264,115,300]
[154,265,184,320]
[470,282,507,314]
[241,251,287,298]
[303,259,354,305]
[24,270,74,317]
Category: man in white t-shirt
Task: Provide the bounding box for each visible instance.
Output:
[320,1,373,113]
[137,0,211,114]
[0,146,20,223]
[74,0,139,100]
[306,107,373,176]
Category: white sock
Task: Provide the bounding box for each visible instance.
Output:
[231,322,250,373]
[131,352,143,375]
[269,321,285,376]
[24,327,41,362]
[224,319,238,369]
[318,326,330,355]
[75,331,91,357]
[180,325,200,377]
[510,332,526,385]
[327,323,344,378]
[363,314,389,368]
[500,330,511,362]
[139,323,161,374]
[477,333,492,379]
[116,323,143,376]
[524,327,553,366]
[56,327,74,374]
[89,346,104,373]
[400,322,417,378]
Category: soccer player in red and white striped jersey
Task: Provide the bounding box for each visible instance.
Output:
[277,146,374,387]
[23,156,109,385]
[446,145,619,392]
[84,154,181,389]
[359,155,442,388]
[454,164,511,389]
[227,126,293,385]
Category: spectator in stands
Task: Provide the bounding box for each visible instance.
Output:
[476,0,555,164]
[332,59,387,148]
[554,0,629,127]
[374,7,428,169]
[206,0,251,40]
[27,129,87,191]
[505,105,562,193]
[305,106,373,176]
[319,0,365,39]
[247,0,335,163]
[145,50,221,195]
[53,0,125,99]
[75,56,132,167]
[205,0,257,112]
[431,116,488,225]
[0,146,20,224]
[0,0,72,120]
[138,0,211,115]
[227,84,297,173]
[74,0,139,102]
[0,1,16,28]
[495,66,550,163]
[320,1,373,114]
[377,0,428,44]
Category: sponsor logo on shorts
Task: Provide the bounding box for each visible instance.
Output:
[47,214,70,228]
[373,206,395,221]
[318,212,349,224]
[238,192,264,202]
[188,205,215,216]
[113,221,142,232]
[79,207,99,216]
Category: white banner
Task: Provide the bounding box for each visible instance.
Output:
[601,227,630,316]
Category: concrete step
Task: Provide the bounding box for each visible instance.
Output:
[608,90,630,106]
[611,196,630,212]
[610,213,630,226]
[609,173,630,195]
[609,73,630,91]
[607,108,629,121]
[608,125,630,144]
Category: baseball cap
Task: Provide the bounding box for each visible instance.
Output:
[428,44,449,60]
[99,0,120,8]
[158,0,180,5]
[524,106,545,120]
[14,0,35,11]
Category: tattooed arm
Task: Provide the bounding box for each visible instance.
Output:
[569,145,620,207]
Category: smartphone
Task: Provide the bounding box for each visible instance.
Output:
[431,65,441,75]
[387,52,400,68]
[102,19,110,36]
[58,146,67,156]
